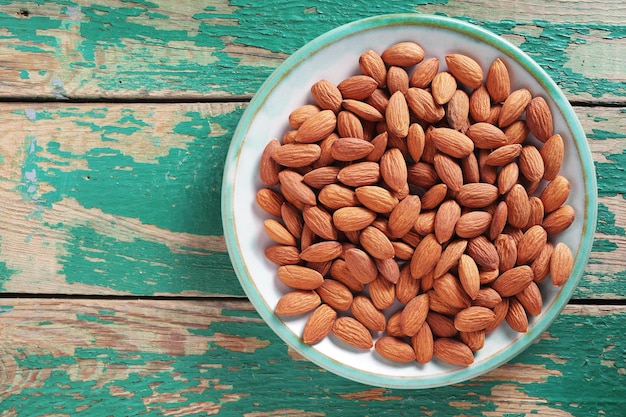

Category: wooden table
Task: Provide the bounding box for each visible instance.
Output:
[0,1,623,415]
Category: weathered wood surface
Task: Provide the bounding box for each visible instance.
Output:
[0,299,623,416]
[0,1,625,103]
[0,103,623,299]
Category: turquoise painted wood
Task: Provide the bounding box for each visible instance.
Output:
[0,1,624,415]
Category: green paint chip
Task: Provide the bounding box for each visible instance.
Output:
[19,69,29,79]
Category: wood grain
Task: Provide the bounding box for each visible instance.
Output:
[0,1,624,102]
[0,103,623,298]
[0,299,623,416]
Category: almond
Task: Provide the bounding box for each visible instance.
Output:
[434,199,461,244]
[466,122,508,149]
[329,259,365,292]
[457,183,498,208]
[497,161,519,195]
[432,71,457,104]
[434,239,468,278]
[432,273,472,310]
[355,186,398,214]
[486,144,522,166]
[460,330,485,352]
[392,241,415,261]
[406,88,445,123]
[542,205,575,235]
[412,322,434,363]
[375,257,401,284]
[434,153,463,192]
[550,242,574,286]
[303,304,337,345]
[467,235,500,270]
[525,96,553,142]
[519,145,545,182]
[365,88,390,114]
[458,254,480,300]
[337,161,380,187]
[381,91,409,138]
[499,88,532,128]
[278,170,317,206]
[473,287,502,309]
[306,260,332,277]
[445,54,483,89]
[337,110,364,139]
[316,279,353,311]
[318,183,358,209]
[289,104,321,129]
[314,133,338,168]
[540,133,564,180]
[489,201,509,240]
[310,79,343,113]
[351,295,386,332]
[454,306,496,332]
[382,41,425,66]
[506,184,531,229]
[455,211,492,239]
[277,264,324,290]
[515,281,542,316]
[343,247,378,284]
[359,50,387,87]
[337,75,378,100]
[506,298,528,332]
[380,147,408,193]
[360,225,395,259]
[401,293,430,337]
[486,58,511,102]
[256,187,285,217]
[443,89,468,131]
[275,290,321,316]
[410,57,439,88]
[369,274,396,310]
[531,242,554,283]
[365,131,388,163]
[388,194,422,239]
[495,233,517,273]
[517,225,548,265]
[408,161,440,188]
[540,175,570,213]
[387,66,410,95]
[414,210,436,236]
[395,264,420,304]
[302,205,338,240]
[461,152,480,183]
[421,183,448,210]
[264,219,297,246]
[429,127,474,158]
[272,143,321,168]
[406,123,425,163]
[300,224,315,251]
[332,316,373,349]
[485,298,509,333]
[342,100,384,123]
[469,84,491,122]
[299,240,343,263]
[330,137,374,162]
[410,233,443,279]
[264,245,301,266]
[260,139,281,186]
[374,337,415,363]
[504,120,530,145]
[433,338,474,366]
[295,109,337,143]
[332,206,376,232]
[492,265,534,297]
[426,312,457,339]
[478,148,498,185]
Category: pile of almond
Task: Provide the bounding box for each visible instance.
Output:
[256,41,575,367]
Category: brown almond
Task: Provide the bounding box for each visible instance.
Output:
[432,71,457,104]
[316,279,353,311]
[256,187,285,217]
[359,50,387,87]
[344,247,378,284]
[406,87,445,123]
[264,219,297,246]
[551,242,574,286]
[421,183,448,210]
[337,161,380,187]
[380,147,408,193]
[360,226,395,259]
[300,224,315,251]
[365,89,390,115]
[478,149,497,185]
[467,235,500,270]
[337,75,378,100]
[466,122,508,149]
[540,175,570,213]
[314,133,338,168]
[473,287,503,309]
[486,58,511,102]
[342,99,384,122]
[375,257,401,284]
[499,88,532,128]
[387,66,410,95]
[485,298,509,333]
[396,264,420,304]
[382,41,425,66]
[330,137,374,162]
[445,54,483,89]
[366,131,388,163]
[434,239,468,278]
[504,120,530,145]
[303,304,337,345]
[388,194,422,239]
[381,91,409,139]
[469,84,491,123]
[454,306,496,332]
[542,205,575,235]
[517,225,548,265]
[460,330,486,352]
[392,241,415,261]
[272,143,321,168]
[289,104,321,129]
[376,337,416,363]
[302,166,340,190]
[506,298,528,332]
[406,123,425,163]
[332,206,376,232]
[492,265,534,297]
[486,144,522,166]
[410,57,439,88]
[427,311,458,338]
[260,139,281,186]
[433,273,472,310]
[329,259,365,292]
[446,89,470,131]
[457,183,499,208]
[434,153,463,192]
[369,274,396,310]
[526,96,553,142]
[410,233,442,279]
[295,109,337,143]
[540,133,564,180]
[302,205,338,240]
[455,211,492,239]
[355,186,398,214]
[515,281,542,316]
[318,183,358,209]
[351,296,386,332]
[332,317,373,349]
[434,199,461,244]
[264,245,301,266]
[519,145,545,182]
[408,162,440,188]
[310,79,342,113]
[497,161,519,195]
[401,293,430,337]
[495,233,517,273]
[461,152,480,184]
[299,241,343,263]
[506,184,531,229]
[433,338,474,366]
[337,110,364,139]
[278,170,317,206]
[414,210,437,236]
[489,201,509,241]
[429,127,474,158]
[277,265,324,291]
[412,322,434,363]
[275,290,321,316]
[531,242,554,283]
[458,254,480,300]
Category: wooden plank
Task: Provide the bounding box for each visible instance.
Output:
[0,1,624,102]
[0,299,623,416]
[0,102,624,298]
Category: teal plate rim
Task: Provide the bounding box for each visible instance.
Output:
[221,14,598,389]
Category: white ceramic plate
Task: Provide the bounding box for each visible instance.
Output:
[222,14,597,389]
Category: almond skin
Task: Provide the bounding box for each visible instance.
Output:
[434,199,461,244]
[277,265,324,290]
[473,287,503,309]
[410,233,443,279]
[299,240,343,263]
[458,254,480,300]
[489,201,509,240]
[432,71,457,105]
[279,202,303,237]
[486,298,509,333]
[337,161,380,187]
[303,304,337,345]
[275,290,321,316]
[497,161,519,195]
[506,298,529,333]
[469,84,491,123]
[504,120,530,145]
[396,265,420,304]
[264,219,297,246]
[352,296,386,332]
[486,144,522,166]
[532,242,555,283]
[433,338,474,366]
[260,139,281,186]
[310,79,343,113]
[526,96,553,142]
[495,233,517,273]
[515,281,542,316]
[434,152,463,192]
[342,99,384,122]
[499,88,532,128]
[433,273,471,310]
[332,206,376,232]
[492,265,534,297]
[542,205,575,235]
[506,184,531,229]
[550,242,574,286]
[445,54,483,89]
[337,110,364,139]
[410,57,439,88]
[375,337,416,363]
[360,225,395,260]
[369,274,396,310]
[519,145,545,183]
[337,75,378,100]
[329,260,365,293]
[295,109,337,143]
[412,322,434,363]
[330,137,374,161]
[386,91,410,138]
[387,66,410,95]
[456,211,492,239]
[318,184,358,210]
[355,186,399,214]
[359,50,387,87]
[517,225,548,265]
[466,122,508,149]
[344,247,378,284]
[467,235,500,271]
[457,183,499,208]
[316,279,353,311]
[302,205,338,241]
[381,147,408,193]
[278,170,317,206]
[429,127,474,158]
[541,175,570,213]
[486,58,511,102]
[401,293,430,337]
[447,89,470,130]
[388,194,422,239]
[540,133,565,180]
[454,306,496,332]
[406,87,445,123]
[434,239,468,278]
[272,143,321,168]
[332,317,373,349]
[382,41,425,66]
[265,245,301,266]
[256,188,285,217]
